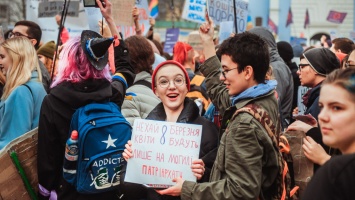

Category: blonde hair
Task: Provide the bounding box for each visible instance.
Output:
[1,37,42,99]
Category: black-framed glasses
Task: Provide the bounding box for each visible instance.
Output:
[221,67,238,79]
[345,61,355,68]
[8,31,33,39]
[298,64,309,71]
[158,76,185,88]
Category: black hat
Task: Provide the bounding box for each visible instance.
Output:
[277,41,294,62]
[303,48,340,76]
[80,30,113,70]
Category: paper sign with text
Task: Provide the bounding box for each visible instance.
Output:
[182,0,207,24]
[125,119,202,186]
[219,21,234,44]
[297,86,310,115]
[38,1,79,18]
[207,0,248,33]
[163,28,180,54]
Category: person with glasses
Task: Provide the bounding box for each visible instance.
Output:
[123,60,218,200]
[288,47,340,172]
[152,17,283,200]
[11,20,51,93]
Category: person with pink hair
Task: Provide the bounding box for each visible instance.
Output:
[37,0,135,199]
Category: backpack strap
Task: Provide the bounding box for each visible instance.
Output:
[231,103,293,200]
[190,75,205,86]
[133,79,152,89]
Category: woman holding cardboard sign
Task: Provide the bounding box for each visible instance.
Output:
[123,60,219,200]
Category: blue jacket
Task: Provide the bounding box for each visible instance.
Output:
[0,71,46,149]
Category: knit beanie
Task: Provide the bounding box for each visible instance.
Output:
[151,60,190,94]
[277,41,294,62]
[37,41,56,59]
[303,48,340,76]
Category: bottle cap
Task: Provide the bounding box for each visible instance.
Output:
[71,130,79,140]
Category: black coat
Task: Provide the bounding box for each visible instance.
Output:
[37,40,135,200]
[144,98,219,200]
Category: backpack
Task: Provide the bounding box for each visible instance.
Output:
[63,102,132,194]
[232,103,299,200]
[186,75,211,112]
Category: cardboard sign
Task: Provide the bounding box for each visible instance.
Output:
[182,0,207,24]
[163,28,180,54]
[207,0,248,33]
[125,119,202,186]
[111,0,135,27]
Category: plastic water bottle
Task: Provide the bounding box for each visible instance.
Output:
[63,130,79,173]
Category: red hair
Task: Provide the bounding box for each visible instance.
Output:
[173,42,193,65]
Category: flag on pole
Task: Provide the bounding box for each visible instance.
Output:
[149,0,159,19]
[286,7,293,27]
[268,18,278,34]
[304,9,310,29]
[326,10,347,24]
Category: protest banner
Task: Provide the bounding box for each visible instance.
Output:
[38,1,80,18]
[163,28,180,54]
[27,0,89,43]
[85,8,102,34]
[0,128,38,200]
[218,21,234,44]
[297,86,309,115]
[182,0,207,24]
[207,0,248,33]
[125,119,202,187]
[115,0,150,39]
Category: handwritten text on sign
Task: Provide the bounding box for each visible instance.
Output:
[182,0,207,24]
[125,119,202,186]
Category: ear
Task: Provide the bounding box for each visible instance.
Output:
[244,65,254,80]
[30,39,38,47]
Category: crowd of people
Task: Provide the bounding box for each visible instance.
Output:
[1,0,355,199]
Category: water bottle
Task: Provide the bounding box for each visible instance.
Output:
[63,130,79,174]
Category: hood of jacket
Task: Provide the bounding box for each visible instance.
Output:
[49,79,113,108]
[146,97,199,123]
[248,27,284,63]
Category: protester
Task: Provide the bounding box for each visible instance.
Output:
[277,41,300,116]
[0,37,46,149]
[329,37,354,54]
[55,14,70,45]
[121,35,160,125]
[288,47,340,171]
[249,27,294,129]
[152,18,282,200]
[173,41,210,113]
[37,41,56,75]
[123,60,219,200]
[302,68,355,199]
[37,0,135,199]
[344,49,355,69]
[10,20,51,92]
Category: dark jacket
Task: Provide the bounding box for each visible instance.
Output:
[249,27,294,129]
[302,154,355,200]
[37,40,135,200]
[145,98,219,200]
[304,83,321,121]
